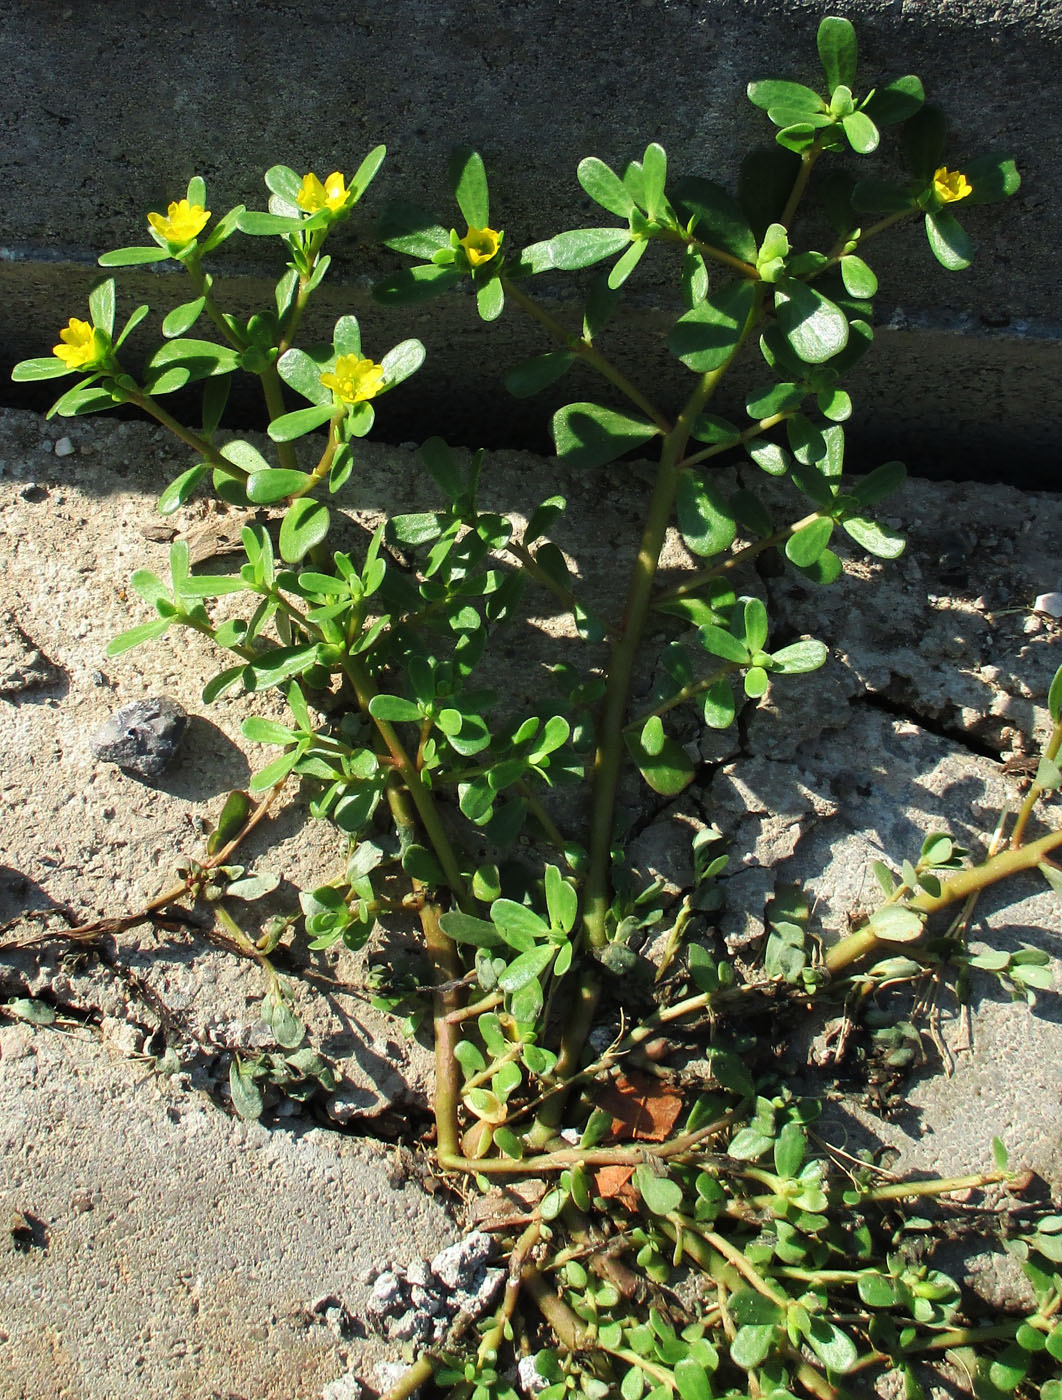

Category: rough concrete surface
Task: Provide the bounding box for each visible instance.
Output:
[0,407,1060,1395]
[2,1,1059,477]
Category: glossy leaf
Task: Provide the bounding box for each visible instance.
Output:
[522,228,631,273]
[747,79,823,114]
[962,152,1021,206]
[818,16,857,91]
[98,245,170,266]
[450,144,490,227]
[505,351,574,398]
[279,499,330,562]
[774,280,848,363]
[625,728,695,796]
[925,209,972,270]
[669,280,756,373]
[842,111,879,154]
[842,515,906,558]
[267,404,334,442]
[551,402,659,470]
[786,516,834,566]
[377,200,451,258]
[864,74,925,127]
[157,464,208,516]
[676,471,737,558]
[246,469,313,504]
[903,106,948,181]
[578,156,637,217]
[162,297,206,338]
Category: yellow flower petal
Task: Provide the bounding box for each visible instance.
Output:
[323,172,349,211]
[147,198,211,244]
[932,166,972,204]
[52,318,104,369]
[296,172,327,212]
[458,224,501,268]
[320,354,386,404]
[297,171,349,214]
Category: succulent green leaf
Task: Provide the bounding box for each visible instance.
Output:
[641,142,668,220]
[381,338,426,386]
[962,153,1021,206]
[145,339,241,393]
[786,516,835,567]
[624,728,695,796]
[690,414,742,447]
[842,515,906,558]
[676,471,737,558]
[669,280,756,374]
[98,245,171,267]
[607,238,650,290]
[246,469,313,504]
[745,382,806,418]
[439,912,503,948]
[11,356,72,381]
[476,274,505,322]
[237,210,325,236]
[106,618,172,656]
[842,111,879,154]
[279,498,330,563]
[840,255,878,298]
[368,694,422,723]
[731,1325,777,1370]
[377,200,451,258]
[774,1120,806,1178]
[747,79,824,114]
[449,144,490,228]
[162,297,206,338]
[852,459,905,506]
[267,404,335,442]
[157,464,208,516]
[818,16,857,91]
[499,945,555,994]
[925,210,972,270]
[577,156,637,217]
[671,177,756,262]
[88,276,115,336]
[867,906,924,943]
[851,178,917,214]
[520,227,631,274]
[771,639,828,674]
[774,280,849,364]
[276,347,332,405]
[864,75,925,126]
[634,1165,683,1216]
[805,1318,858,1373]
[351,144,386,200]
[505,351,574,399]
[703,678,737,730]
[1048,662,1062,724]
[698,624,749,665]
[229,1058,264,1120]
[551,402,658,470]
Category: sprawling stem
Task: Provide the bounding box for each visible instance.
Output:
[826,826,1062,974]
[1009,716,1062,847]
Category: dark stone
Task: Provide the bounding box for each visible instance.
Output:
[89,697,188,778]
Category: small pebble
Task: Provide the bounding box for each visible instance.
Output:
[1032,592,1062,619]
[89,696,188,778]
[54,437,75,457]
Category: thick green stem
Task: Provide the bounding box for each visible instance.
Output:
[1010,717,1062,847]
[524,971,600,1150]
[858,1169,1005,1203]
[582,295,763,949]
[343,655,472,909]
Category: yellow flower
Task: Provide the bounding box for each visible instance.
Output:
[458,224,501,268]
[147,198,211,244]
[932,166,972,204]
[320,355,386,404]
[52,318,108,370]
[296,171,350,214]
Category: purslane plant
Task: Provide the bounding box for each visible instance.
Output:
[12,16,1062,1400]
